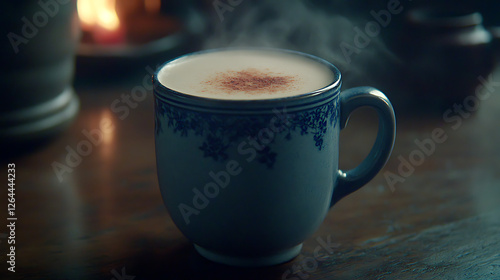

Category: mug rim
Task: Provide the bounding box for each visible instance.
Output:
[153,47,341,111]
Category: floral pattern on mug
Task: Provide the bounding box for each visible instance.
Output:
[155,98,339,168]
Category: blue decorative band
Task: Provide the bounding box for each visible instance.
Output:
[155,97,339,168]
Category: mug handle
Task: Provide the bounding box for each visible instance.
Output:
[331,86,396,206]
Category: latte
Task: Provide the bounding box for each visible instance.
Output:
[157,49,335,100]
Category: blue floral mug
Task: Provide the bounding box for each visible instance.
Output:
[153,48,396,266]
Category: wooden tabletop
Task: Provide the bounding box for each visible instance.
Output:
[1,67,500,280]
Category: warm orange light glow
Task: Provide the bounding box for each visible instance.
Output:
[100,109,115,149]
[144,0,161,14]
[77,0,120,31]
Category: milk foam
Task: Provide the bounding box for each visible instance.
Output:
[157,49,335,100]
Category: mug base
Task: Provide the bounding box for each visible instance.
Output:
[0,87,79,143]
[194,243,303,267]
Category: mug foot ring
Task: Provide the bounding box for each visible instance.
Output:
[194,243,303,267]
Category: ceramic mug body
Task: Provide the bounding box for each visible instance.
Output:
[153,48,396,266]
[0,1,80,146]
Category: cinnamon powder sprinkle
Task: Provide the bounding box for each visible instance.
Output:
[203,68,298,94]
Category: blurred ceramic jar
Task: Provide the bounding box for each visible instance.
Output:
[390,7,500,111]
[0,0,80,150]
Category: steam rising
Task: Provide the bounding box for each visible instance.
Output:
[204,0,401,88]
